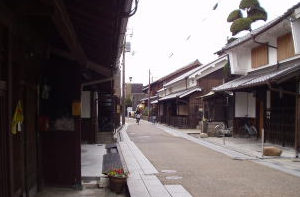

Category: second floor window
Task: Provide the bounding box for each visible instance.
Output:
[277,32,295,61]
[251,44,268,68]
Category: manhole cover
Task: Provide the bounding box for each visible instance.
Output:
[97,144,103,146]
[161,170,177,173]
[81,149,87,153]
[166,176,182,180]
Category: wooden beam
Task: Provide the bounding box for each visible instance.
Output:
[16,1,54,17]
[0,2,14,26]
[86,60,111,77]
[51,47,111,77]
[42,0,87,66]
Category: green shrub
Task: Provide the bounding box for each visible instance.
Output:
[248,6,267,22]
[239,0,259,10]
[227,10,243,22]
[227,37,238,44]
[230,18,252,36]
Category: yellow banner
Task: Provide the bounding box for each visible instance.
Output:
[11,101,24,134]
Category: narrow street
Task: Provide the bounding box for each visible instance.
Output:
[125,119,300,197]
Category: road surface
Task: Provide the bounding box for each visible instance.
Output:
[126,119,300,197]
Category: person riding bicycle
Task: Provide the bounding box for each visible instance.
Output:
[136,112,141,125]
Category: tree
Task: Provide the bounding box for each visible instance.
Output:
[227,0,267,36]
[125,98,132,107]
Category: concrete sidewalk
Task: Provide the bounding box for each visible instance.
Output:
[155,123,300,178]
[118,123,193,197]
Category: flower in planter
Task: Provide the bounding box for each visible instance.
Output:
[108,168,129,178]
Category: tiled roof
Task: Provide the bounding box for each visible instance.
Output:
[164,55,228,87]
[143,59,201,90]
[159,87,201,101]
[217,2,300,53]
[213,64,300,92]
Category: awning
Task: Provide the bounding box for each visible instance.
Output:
[179,88,202,98]
[139,95,159,102]
[197,91,215,98]
[213,64,300,92]
[151,100,158,104]
[159,87,202,101]
[196,91,233,99]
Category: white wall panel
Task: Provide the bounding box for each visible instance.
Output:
[81,91,91,118]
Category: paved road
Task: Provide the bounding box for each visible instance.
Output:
[126,119,300,197]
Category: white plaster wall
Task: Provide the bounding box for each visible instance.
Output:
[188,77,196,88]
[237,47,251,73]
[268,38,278,65]
[158,91,165,97]
[166,80,186,94]
[235,92,256,118]
[81,91,91,118]
[292,18,300,54]
[229,51,248,75]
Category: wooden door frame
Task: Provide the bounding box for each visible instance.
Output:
[0,80,9,197]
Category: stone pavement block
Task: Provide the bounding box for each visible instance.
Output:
[143,179,172,197]
[127,178,151,197]
[165,185,193,197]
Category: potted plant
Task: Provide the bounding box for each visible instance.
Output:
[107,168,129,194]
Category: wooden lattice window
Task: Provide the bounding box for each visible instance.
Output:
[277,33,295,61]
[251,44,268,68]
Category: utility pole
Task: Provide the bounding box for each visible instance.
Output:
[122,37,126,125]
[148,69,151,121]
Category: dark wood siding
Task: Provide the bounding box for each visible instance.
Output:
[0,81,9,197]
[197,68,225,96]
[24,84,39,195]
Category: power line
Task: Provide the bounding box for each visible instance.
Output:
[168,0,223,59]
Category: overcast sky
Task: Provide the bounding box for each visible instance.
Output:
[124,0,300,85]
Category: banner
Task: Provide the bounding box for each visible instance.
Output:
[11,100,24,134]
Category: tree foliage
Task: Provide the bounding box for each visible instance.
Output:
[230,18,252,36]
[125,98,132,107]
[239,0,259,10]
[227,0,267,36]
[227,10,243,22]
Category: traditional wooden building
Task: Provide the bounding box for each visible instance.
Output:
[0,0,133,196]
[157,55,231,129]
[214,3,300,156]
[142,59,201,107]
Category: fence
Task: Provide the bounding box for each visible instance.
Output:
[158,115,198,129]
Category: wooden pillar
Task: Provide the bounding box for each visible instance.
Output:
[7,26,14,197]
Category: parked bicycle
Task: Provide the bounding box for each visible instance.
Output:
[238,118,257,138]
[215,122,233,137]
[215,122,233,145]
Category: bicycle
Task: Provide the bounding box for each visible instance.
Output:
[215,122,233,145]
[215,122,233,137]
[238,119,257,138]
